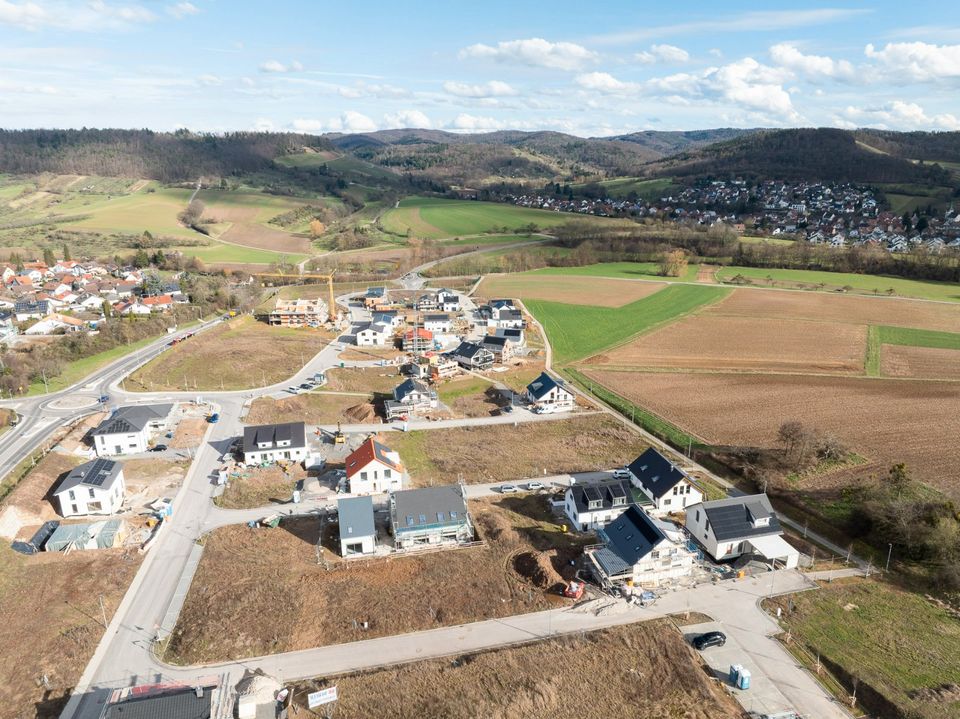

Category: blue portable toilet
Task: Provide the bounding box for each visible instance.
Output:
[737,668,751,690]
[729,664,742,684]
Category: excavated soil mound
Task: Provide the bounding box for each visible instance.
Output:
[344,403,376,423]
[513,550,563,589]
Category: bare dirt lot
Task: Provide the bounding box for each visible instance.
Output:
[167,496,590,664]
[214,463,307,509]
[706,288,960,332]
[582,369,960,499]
[122,459,189,507]
[169,417,207,449]
[246,393,377,426]
[324,366,402,394]
[477,274,666,308]
[389,414,648,486]
[880,345,960,381]
[0,543,142,719]
[289,620,744,719]
[586,315,866,375]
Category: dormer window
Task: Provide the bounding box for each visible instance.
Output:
[752,516,771,528]
[612,496,625,506]
[588,499,601,510]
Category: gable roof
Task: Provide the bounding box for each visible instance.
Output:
[526,371,567,400]
[346,437,403,478]
[394,377,431,402]
[481,335,508,349]
[598,505,666,566]
[627,447,690,499]
[569,478,632,514]
[242,421,307,453]
[55,458,123,494]
[391,485,468,530]
[696,493,782,541]
[92,404,173,437]
[338,496,376,540]
[451,340,490,359]
[102,684,215,719]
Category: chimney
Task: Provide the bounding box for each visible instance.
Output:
[195,686,203,698]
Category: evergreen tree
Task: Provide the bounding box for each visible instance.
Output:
[42,247,56,266]
[62,243,71,262]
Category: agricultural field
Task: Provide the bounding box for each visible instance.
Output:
[388,414,647,486]
[477,273,667,307]
[166,496,592,664]
[290,620,743,719]
[435,232,543,247]
[525,284,730,364]
[528,261,698,282]
[381,197,573,239]
[577,176,680,200]
[127,316,333,391]
[716,265,960,302]
[769,578,960,719]
[245,393,377,426]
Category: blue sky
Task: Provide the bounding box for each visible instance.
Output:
[1,1,958,136]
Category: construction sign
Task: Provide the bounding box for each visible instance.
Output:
[307,686,338,708]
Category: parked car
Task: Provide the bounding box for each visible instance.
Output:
[207,413,220,423]
[692,631,726,650]
[500,484,518,494]
[612,468,631,479]
[526,481,545,491]
[149,444,168,453]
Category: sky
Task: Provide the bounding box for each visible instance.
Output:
[1,0,959,136]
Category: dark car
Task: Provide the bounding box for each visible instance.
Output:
[150,444,168,452]
[692,631,726,650]
[207,413,220,423]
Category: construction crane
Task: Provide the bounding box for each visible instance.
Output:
[252,271,337,323]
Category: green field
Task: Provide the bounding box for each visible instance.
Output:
[716,266,960,302]
[435,233,543,247]
[175,242,307,265]
[381,197,579,239]
[528,261,698,282]
[526,284,730,364]
[738,235,796,246]
[579,177,679,200]
[878,325,960,350]
[66,187,200,239]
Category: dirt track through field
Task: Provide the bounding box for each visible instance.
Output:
[696,264,718,283]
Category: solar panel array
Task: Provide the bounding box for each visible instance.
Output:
[83,458,116,486]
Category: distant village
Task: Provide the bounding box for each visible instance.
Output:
[507,180,960,253]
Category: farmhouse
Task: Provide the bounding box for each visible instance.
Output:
[242,421,308,464]
[346,437,405,494]
[564,478,633,532]
[525,372,574,413]
[91,403,174,456]
[685,494,800,569]
[338,495,377,557]
[627,447,703,515]
[356,321,391,346]
[586,505,695,588]
[53,458,126,517]
[384,378,438,420]
[268,297,328,327]
[449,340,494,370]
[389,484,473,550]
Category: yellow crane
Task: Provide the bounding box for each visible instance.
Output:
[253,272,336,323]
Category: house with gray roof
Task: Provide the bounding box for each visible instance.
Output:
[338,495,377,557]
[52,458,126,517]
[563,478,633,532]
[389,484,473,550]
[627,447,703,514]
[685,493,799,569]
[91,403,174,456]
[242,421,307,464]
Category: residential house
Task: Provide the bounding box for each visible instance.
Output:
[415,293,439,311]
[480,334,512,362]
[53,458,126,517]
[356,321,392,346]
[141,294,175,312]
[372,309,404,328]
[384,378,438,420]
[585,505,696,588]
[525,372,574,412]
[338,495,377,557]
[430,356,460,380]
[564,478,633,532]
[91,404,174,456]
[403,327,433,352]
[345,437,405,494]
[242,421,308,464]
[423,314,452,334]
[494,326,525,348]
[14,299,51,321]
[268,297,328,327]
[436,288,460,312]
[492,308,524,329]
[25,313,86,335]
[627,447,703,515]
[114,300,151,316]
[363,286,388,309]
[685,494,799,569]
[99,680,223,719]
[449,340,494,370]
[389,484,474,550]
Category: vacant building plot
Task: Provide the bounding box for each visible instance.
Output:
[880,345,960,380]
[214,464,307,509]
[166,497,590,664]
[477,274,667,308]
[0,543,141,719]
[587,315,867,375]
[127,316,333,391]
[706,288,960,333]
[389,414,647,486]
[290,620,743,719]
[245,393,376,426]
[122,459,189,509]
[323,366,402,394]
[582,370,960,498]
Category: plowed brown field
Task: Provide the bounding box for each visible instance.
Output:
[582,369,960,498]
[219,223,310,253]
[880,345,960,381]
[587,316,866,374]
[478,274,666,307]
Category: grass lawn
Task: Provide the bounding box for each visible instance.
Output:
[529,261,698,282]
[66,187,200,239]
[716,266,960,302]
[526,284,730,364]
[435,233,542,247]
[382,197,574,239]
[771,578,960,719]
[877,325,960,350]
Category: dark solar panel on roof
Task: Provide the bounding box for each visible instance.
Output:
[84,458,114,486]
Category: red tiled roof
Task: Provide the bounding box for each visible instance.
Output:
[345,437,403,478]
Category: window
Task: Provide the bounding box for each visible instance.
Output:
[450,511,458,520]
[695,510,700,522]
[384,469,391,479]
[360,471,368,481]
[71,504,78,514]
[663,498,671,506]
[68,490,75,500]
[672,486,679,495]
[419,513,427,524]
[89,488,96,498]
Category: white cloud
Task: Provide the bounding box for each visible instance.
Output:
[290,111,379,134]
[706,58,797,119]
[259,59,303,73]
[447,113,508,132]
[339,110,377,133]
[383,109,432,128]
[197,74,221,86]
[290,118,325,132]
[166,2,198,19]
[864,41,960,82]
[574,72,638,94]
[442,80,518,98]
[459,38,598,71]
[635,44,689,64]
[0,0,156,31]
[770,43,855,80]
[843,100,960,130]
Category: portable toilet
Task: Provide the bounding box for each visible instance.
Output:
[729,664,742,684]
[737,668,751,690]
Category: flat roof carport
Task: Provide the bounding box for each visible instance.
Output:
[747,534,800,569]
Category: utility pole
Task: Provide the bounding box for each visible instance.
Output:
[41,368,49,394]
[885,543,893,572]
[99,595,108,629]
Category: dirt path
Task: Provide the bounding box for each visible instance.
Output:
[696,264,719,283]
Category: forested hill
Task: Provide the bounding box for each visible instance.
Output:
[645,128,955,184]
[0,129,332,182]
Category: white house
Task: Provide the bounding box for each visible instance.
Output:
[685,494,799,569]
[242,422,308,464]
[423,314,452,334]
[346,437,405,494]
[53,458,126,517]
[449,340,494,370]
[525,372,575,413]
[390,484,473,550]
[24,313,85,336]
[338,495,377,557]
[564,478,633,532]
[384,378,438,420]
[91,404,174,457]
[356,321,391,346]
[586,505,696,588]
[436,289,460,312]
[626,447,703,515]
[371,310,403,329]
